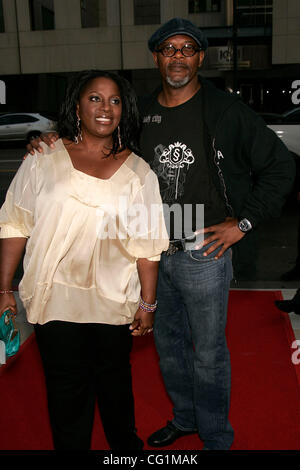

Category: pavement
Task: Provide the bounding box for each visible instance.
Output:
[0,141,299,353]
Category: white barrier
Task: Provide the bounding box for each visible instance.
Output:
[0,340,6,364]
[0,80,6,104]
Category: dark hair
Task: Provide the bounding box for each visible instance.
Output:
[57,70,141,156]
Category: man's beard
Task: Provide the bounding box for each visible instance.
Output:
[166,74,190,88]
[165,63,191,89]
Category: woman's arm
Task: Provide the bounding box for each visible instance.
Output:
[130,258,159,336]
[0,238,27,314]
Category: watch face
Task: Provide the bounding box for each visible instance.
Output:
[238,218,252,232]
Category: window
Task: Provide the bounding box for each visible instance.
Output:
[0,114,39,125]
[29,0,55,30]
[236,0,273,27]
[81,0,99,28]
[134,0,160,25]
[0,0,4,32]
[283,110,300,125]
[189,0,221,13]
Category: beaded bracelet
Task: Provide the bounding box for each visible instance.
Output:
[139,297,158,313]
[0,289,13,294]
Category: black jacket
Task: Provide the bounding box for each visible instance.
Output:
[138,77,295,229]
[138,78,296,279]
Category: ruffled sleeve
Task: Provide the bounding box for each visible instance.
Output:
[124,169,169,260]
[0,153,37,238]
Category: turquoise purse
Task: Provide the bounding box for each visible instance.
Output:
[0,308,20,358]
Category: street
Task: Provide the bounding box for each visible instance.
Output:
[0,142,24,201]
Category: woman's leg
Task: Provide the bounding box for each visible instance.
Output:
[34,321,95,450]
[92,324,143,451]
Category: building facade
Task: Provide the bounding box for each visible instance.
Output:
[0,0,299,114]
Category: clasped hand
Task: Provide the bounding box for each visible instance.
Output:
[130,308,154,336]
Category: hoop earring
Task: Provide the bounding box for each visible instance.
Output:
[75,116,82,144]
[117,126,122,148]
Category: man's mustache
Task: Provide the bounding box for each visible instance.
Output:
[167,62,189,69]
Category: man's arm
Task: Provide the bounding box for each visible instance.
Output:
[26,132,59,155]
[198,103,295,258]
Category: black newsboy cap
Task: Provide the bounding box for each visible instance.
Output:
[148,17,208,52]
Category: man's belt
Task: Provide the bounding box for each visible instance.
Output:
[165,239,184,256]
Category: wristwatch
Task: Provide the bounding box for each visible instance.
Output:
[237,217,252,233]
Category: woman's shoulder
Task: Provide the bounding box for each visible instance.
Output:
[124,152,160,189]
[126,152,151,176]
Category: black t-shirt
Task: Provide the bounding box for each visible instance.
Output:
[140,89,227,239]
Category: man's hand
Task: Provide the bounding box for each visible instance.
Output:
[194,217,245,259]
[25,132,59,156]
[129,308,154,336]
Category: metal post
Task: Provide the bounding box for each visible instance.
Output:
[14,0,22,74]
[118,0,124,70]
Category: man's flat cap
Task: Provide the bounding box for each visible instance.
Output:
[148,17,208,52]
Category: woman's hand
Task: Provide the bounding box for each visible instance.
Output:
[25,132,59,156]
[0,292,17,316]
[129,308,154,336]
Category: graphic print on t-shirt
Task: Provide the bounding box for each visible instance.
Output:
[140,88,228,235]
[152,141,195,203]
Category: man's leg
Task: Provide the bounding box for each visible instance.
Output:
[184,248,234,449]
[151,247,234,449]
[153,252,198,433]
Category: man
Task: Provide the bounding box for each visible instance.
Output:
[137,17,295,450]
[26,18,295,450]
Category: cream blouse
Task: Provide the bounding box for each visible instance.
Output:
[0,139,169,325]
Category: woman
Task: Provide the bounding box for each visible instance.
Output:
[0,70,168,450]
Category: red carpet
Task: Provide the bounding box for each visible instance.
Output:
[1,290,300,451]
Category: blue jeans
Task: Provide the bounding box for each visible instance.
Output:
[153,245,234,450]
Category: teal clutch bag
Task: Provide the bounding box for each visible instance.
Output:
[0,308,20,358]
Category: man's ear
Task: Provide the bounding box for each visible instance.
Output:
[152,51,159,67]
[198,50,205,68]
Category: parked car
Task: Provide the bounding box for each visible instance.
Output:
[260,108,300,158]
[0,113,57,143]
